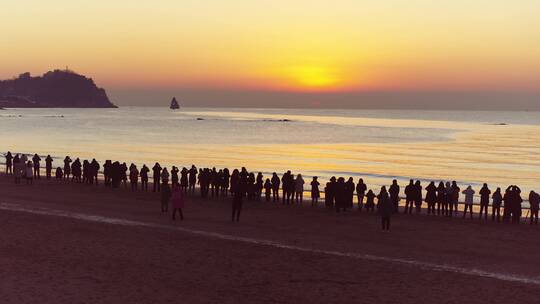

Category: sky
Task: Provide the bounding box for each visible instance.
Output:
[1,0,539,108]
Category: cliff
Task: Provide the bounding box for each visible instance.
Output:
[0,70,116,108]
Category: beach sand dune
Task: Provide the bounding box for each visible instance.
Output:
[1,175,539,303]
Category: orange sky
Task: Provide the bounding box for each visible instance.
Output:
[1,0,539,93]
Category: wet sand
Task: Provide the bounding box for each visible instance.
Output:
[1,174,539,303]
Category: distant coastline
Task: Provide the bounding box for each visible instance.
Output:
[0,69,116,108]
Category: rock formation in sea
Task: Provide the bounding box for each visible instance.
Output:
[0,69,116,108]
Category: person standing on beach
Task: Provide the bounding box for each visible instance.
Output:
[161,182,171,213]
[232,179,245,222]
[271,172,280,202]
[512,186,523,224]
[335,177,346,212]
[462,185,475,219]
[152,162,162,192]
[356,178,367,211]
[491,187,502,222]
[63,156,72,180]
[404,180,414,214]
[281,171,291,205]
[346,177,355,209]
[479,183,491,220]
[295,174,305,204]
[129,164,139,191]
[310,176,320,206]
[188,165,197,194]
[45,155,53,179]
[325,177,336,209]
[365,189,376,213]
[414,180,423,213]
[264,178,272,202]
[180,167,189,193]
[161,167,170,185]
[25,161,34,185]
[378,186,392,231]
[171,166,179,186]
[5,151,13,174]
[13,154,21,184]
[445,182,453,217]
[451,181,460,216]
[91,159,100,185]
[171,184,185,221]
[425,181,437,215]
[32,154,41,179]
[389,180,400,213]
[436,182,446,215]
[140,164,149,191]
[528,190,539,225]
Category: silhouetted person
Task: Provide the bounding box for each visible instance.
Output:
[104,160,112,186]
[479,183,491,220]
[491,187,502,222]
[140,164,149,191]
[310,176,320,206]
[425,181,437,215]
[295,174,304,204]
[171,184,185,221]
[451,181,460,216]
[25,161,34,184]
[256,172,264,201]
[63,156,72,179]
[129,164,139,191]
[264,178,272,202]
[325,177,336,209]
[45,155,53,179]
[529,190,539,225]
[13,154,21,184]
[512,186,523,224]
[111,161,121,188]
[356,178,367,211]
[389,180,400,213]
[345,177,355,209]
[32,154,41,179]
[378,186,392,231]
[152,162,162,192]
[365,189,376,213]
[445,182,453,217]
[282,171,292,205]
[91,159,100,185]
[462,185,475,219]
[55,167,63,180]
[5,151,13,174]
[335,177,346,212]
[180,167,188,192]
[413,181,422,213]
[232,180,245,222]
[222,168,230,197]
[404,179,414,214]
[188,165,197,194]
[120,162,128,187]
[161,182,171,213]
[436,182,446,215]
[271,172,280,202]
[171,166,179,186]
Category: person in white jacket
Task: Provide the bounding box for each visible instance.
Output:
[295,174,305,205]
[462,185,475,219]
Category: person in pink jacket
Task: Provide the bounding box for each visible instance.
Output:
[171,184,185,221]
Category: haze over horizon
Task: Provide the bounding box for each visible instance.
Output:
[2,0,539,109]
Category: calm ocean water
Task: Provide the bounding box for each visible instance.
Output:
[2,107,540,198]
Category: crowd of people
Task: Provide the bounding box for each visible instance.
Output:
[3,151,540,229]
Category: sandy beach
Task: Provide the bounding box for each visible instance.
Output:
[1,174,539,303]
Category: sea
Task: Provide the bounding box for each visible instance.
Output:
[2,107,540,201]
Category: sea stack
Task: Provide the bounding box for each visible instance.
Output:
[170,97,180,110]
[0,69,116,108]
